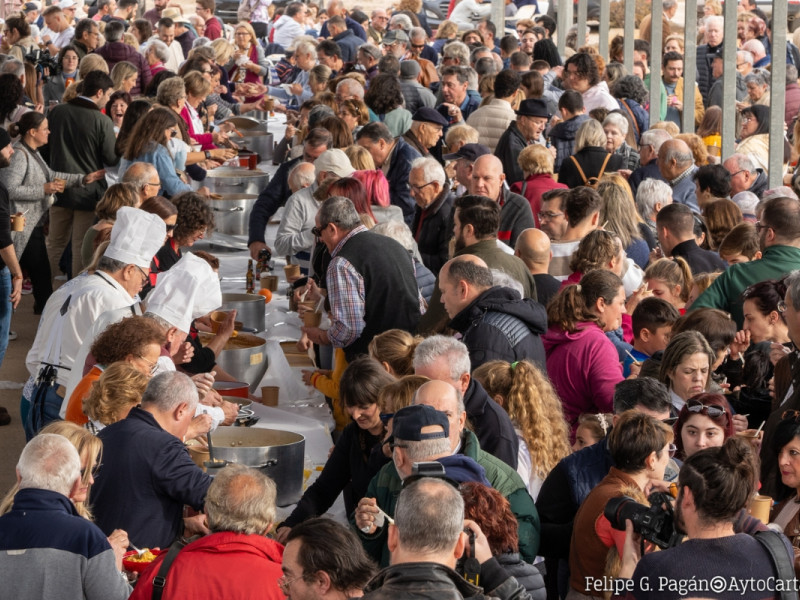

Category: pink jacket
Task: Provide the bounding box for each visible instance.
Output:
[543,322,624,437]
[180,104,215,150]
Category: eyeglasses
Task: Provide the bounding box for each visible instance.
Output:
[407,181,436,192]
[145,180,161,188]
[730,169,747,178]
[668,443,677,458]
[165,224,176,232]
[311,225,324,237]
[411,43,425,50]
[538,211,564,221]
[783,410,800,422]
[278,574,304,594]
[686,399,726,418]
[137,354,158,376]
[134,264,149,282]
[754,221,771,232]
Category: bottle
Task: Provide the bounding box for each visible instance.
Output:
[246,259,254,294]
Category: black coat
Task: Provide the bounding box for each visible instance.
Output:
[450,286,547,373]
[494,121,528,185]
[387,137,422,226]
[497,553,546,600]
[556,146,625,189]
[670,239,727,276]
[248,155,301,245]
[628,159,666,198]
[533,273,560,307]
[463,369,521,470]
[696,42,722,105]
[412,186,454,275]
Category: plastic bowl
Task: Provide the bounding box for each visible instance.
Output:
[122,548,164,573]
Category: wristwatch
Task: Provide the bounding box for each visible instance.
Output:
[204,150,212,160]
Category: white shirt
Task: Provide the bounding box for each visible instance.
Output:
[273,183,319,268]
[449,0,491,28]
[272,14,306,49]
[27,271,135,388]
[163,39,184,72]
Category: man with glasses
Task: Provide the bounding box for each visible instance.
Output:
[723,153,768,198]
[694,195,800,328]
[367,8,388,44]
[195,0,221,40]
[628,128,670,197]
[282,518,375,600]
[563,52,618,112]
[410,156,453,275]
[27,207,165,436]
[121,162,160,203]
[71,17,99,59]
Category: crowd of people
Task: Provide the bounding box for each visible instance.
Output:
[3,0,800,598]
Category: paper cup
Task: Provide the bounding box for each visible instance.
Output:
[284,264,301,281]
[303,311,322,327]
[10,213,24,232]
[261,274,279,291]
[749,494,772,524]
[209,310,229,333]
[262,96,275,111]
[261,385,279,406]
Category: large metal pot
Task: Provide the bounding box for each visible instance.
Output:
[233,131,274,162]
[221,293,266,332]
[203,331,269,391]
[221,116,267,132]
[208,427,305,506]
[207,193,258,236]
[204,167,269,196]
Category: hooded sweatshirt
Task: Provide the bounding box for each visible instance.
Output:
[542,322,624,437]
[449,285,547,372]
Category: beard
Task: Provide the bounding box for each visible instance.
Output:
[674,491,687,535]
[0,153,11,169]
[453,232,467,253]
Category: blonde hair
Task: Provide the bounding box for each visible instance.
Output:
[0,421,102,519]
[234,21,258,47]
[651,120,680,137]
[434,19,458,40]
[210,38,235,65]
[692,271,721,295]
[83,362,149,426]
[445,123,479,151]
[111,60,137,91]
[368,329,423,376]
[123,31,139,49]
[518,144,554,176]
[377,374,429,414]
[676,133,709,167]
[345,144,376,170]
[575,118,606,151]
[472,360,571,480]
[645,257,693,303]
[598,178,643,248]
[577,412,613,441]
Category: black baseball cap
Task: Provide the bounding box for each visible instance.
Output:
[443,142,492,162]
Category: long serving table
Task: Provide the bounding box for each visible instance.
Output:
[192,121,347,522]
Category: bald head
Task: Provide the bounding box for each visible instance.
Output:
[470,154,506,200]
[657,139,694,180]
[439,255,493,319]
[288,161,316,193]
[122,162,159,202]
[414,380,465,451]
[514,227,551,272]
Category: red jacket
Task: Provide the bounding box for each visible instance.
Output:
[509,173,567,228]
[205,16,223,40]
[129,531,285,600]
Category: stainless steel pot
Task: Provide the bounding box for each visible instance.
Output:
[204,331,269,391]
[233,131,274,162]
[220,116,267,132]
[204,167,269,196]
[221,293,266,332]
[207,193,258,236]
[208,427,305,506]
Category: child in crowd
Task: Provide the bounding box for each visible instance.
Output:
[717,222,762,266]
[572,413,613,450]
[644,256,693,312]
[622,296,681,377]
[685,271,721,309]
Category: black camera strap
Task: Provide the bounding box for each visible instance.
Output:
[754,530,799,600]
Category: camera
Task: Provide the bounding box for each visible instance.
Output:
[24,49,60,83]
[604,492,682,549]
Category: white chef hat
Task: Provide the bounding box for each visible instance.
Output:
[145,252,222,333]
[104,207,167,269]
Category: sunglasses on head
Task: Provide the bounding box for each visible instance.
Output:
[686,399,726,418]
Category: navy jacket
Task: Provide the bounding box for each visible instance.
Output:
[412,186,454,275]
[670,239,727,276]
[549,114,589,172]
[320,16,366,41]
[628,159,665,198]
[387,136,422,226]
[333,29,361,63]
[671,166,700,212]
[535,437,613,559]
[92,407,212,549]
[248,155,301,246]
[463,377,520,470]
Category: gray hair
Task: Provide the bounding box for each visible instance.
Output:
[410,26,426,42]
[662,0,677,8]
[97,255,128,273]
[145,39,169,62]
[787,270,800,310]
[141,371,198,413]
[142,311,174,331]
[413,335,471,381]
[705,15,723,28]
[410,156,446,186]
[640,128,672,154]
[318,196,361,231]
[636,179,673,220]
[308,104,335,129]
[1,58,24,78]
[788,65,798,86]
[205,464,277,535]
[295,40,317,57]
[742,39,766,58]
[156,76,187,107]
[288,162,316,190]
[728,153,756,174]
[17,433,81,497]
[104,20,125,42]
[371,220,417,253]
[465,66,479,91]
[491,269,524,296]
[744,70,769,87]
[443,40,470,65]
[122,162,157,190]
[663,143,693,167]
[395,478,465,554]
[603,112,629,136]
[397,437,452,462]
[446,258,493,289]
[336,77,365,99]
[389,13,412,32]
[737,50,754,67]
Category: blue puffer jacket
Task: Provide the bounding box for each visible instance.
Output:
[549,114,589,172]
[415,258,436,304]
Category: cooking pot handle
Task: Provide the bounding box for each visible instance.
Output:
[211,206,245,212]
[255,459,278,468]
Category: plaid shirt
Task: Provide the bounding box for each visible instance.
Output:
[327,226,368,348]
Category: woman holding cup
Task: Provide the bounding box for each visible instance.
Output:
[1,112,104,312]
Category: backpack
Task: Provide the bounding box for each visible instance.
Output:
[570,153,611,189]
